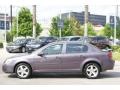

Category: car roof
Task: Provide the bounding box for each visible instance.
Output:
[62,36,81,38]
[50,41,89,45]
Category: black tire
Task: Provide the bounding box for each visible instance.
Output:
[15,63,32,79]
[20,47,26,53]
[83,63,100,79]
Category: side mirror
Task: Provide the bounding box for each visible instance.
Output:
[37,52,44,57]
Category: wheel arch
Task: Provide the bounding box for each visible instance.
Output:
[81,60,102,73]
[13,62,32,73]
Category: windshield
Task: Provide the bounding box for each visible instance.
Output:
[27,40,40,44]
[14,39,26,44]
[61,37,69,41]
[39,37,48,42]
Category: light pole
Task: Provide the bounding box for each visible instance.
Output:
[59,13,62,39]
[33,5,36,38]
[114,5,118,45]
[10,5,12,31]
[17,10,19,37]
[13,6,20,37]
[84,5,88,37]
[4,8,7,43]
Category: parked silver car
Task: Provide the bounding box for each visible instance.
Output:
[2,41,115,79]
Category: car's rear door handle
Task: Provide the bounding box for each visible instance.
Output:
[80,55,86,58]
[56,56,61,59]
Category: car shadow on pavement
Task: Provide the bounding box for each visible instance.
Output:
[99,72,120,79]
[8,72,120,79]
[8,73,85,78]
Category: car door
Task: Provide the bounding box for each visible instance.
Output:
[34,44,63,72]
[60,43,88,72]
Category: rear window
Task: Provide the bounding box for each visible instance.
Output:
[92,37,106,41]
[66,44,88,54]
[70,37,80,41]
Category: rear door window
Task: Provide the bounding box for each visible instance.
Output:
[66,44,88,54]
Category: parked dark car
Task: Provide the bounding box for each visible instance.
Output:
[26,36,57,52]
[3,41,114,79]
[89,36,111,49]
[61,36,81,41]
[26,39,42,52]
[38,36,57,44]
[6,38,34,53]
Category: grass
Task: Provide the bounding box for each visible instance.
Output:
[113,52,120,61]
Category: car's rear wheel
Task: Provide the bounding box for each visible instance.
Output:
[15,63,31,79]
[83,63,100,79]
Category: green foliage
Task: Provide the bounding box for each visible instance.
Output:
[63,17,83,36]
[0,42,3,48]
[6,31,13,43]
[113,52,120,61]
[49,17,83,37]
[81,23,96,36]
[112,45,120,61]
[111,45,120,53]
[49,17,59,37]
[11,7,42,37]
[116,20,120,39]
[87,23,96,36]
[103,24,113,38]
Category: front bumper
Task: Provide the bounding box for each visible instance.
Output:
[6,46,20,53]
[2,62,14,73]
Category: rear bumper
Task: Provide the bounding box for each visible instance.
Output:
[102,60,115,71]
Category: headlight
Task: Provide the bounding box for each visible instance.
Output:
[4,59,12,64]
[33,44,40,48]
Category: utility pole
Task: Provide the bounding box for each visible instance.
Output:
[4,10,7,43]
[59,13,62,39]
[114,5,118,45]
[17,9,19,37]
[33,5,36,38]
[10,5,12,31]
[84,5,88,37]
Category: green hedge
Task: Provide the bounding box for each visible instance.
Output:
[0,42,3,48]
[111,46,120,53]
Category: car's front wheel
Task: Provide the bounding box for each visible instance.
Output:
[15,63,31,79]
[83,63,100,79]
[21,47,26,53]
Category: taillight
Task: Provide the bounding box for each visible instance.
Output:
[108,51,112,59]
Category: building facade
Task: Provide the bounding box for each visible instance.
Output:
[0,13,10,30]
[0,13,11,41]
[109,16,120,29]
[60,11,106,26]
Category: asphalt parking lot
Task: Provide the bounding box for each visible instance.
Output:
[0,48,120,85]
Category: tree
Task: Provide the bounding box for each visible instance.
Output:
[49,17,59,37]
[11,7,42,37]
[63,17,83,36]
[100,24,113,38]
[82,22,96,36]
[6,31,13,42]
[49,17,83,37]
[116,20,120,39]
[87,23,96,36]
